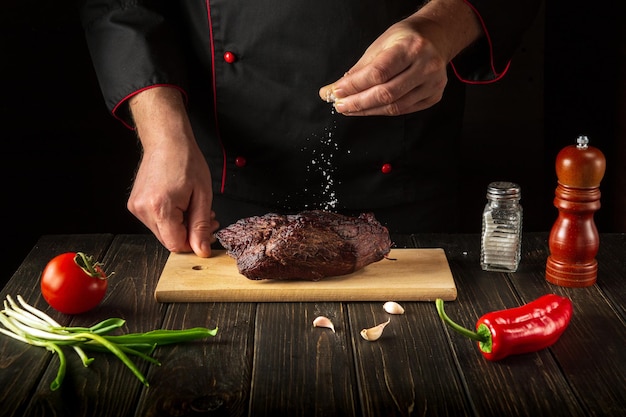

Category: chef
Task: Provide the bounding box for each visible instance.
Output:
[81,0,542,257]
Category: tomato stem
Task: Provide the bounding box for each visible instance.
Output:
[74,252,108,279]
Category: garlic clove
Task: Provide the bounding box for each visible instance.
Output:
[383,301,405,315]
[313,316,335,333]
[360,318,391,341]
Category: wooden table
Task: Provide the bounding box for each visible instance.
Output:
[1,233,625,416]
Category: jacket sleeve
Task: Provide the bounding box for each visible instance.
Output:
[452,0,543,83]
[80,0,188,127]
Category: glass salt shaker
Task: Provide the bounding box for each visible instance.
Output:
[480,181,523,272]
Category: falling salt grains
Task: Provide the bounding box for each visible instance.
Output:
[301,107,341,210]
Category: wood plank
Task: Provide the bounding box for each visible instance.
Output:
[348,302,474,416]
[21,235,170,417]
[155,248,457,302]
[595,233,626,320]
[411,233,587,417]
[0,234,114,417]
[136,302,255,417]
[249,302,359,416]
[511,233,626,416]
[3,232,622,416]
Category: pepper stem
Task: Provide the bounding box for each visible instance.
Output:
[435,299,488,343]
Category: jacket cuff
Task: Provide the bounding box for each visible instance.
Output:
[111,84,188,130]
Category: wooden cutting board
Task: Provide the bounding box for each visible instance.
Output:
[154,248,457,302]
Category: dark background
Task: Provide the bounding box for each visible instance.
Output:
[1,2,624,286]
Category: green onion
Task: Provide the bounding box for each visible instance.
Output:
[0,295,218,390]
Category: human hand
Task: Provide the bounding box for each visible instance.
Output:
[319,17,449,116]
[319,0,482,116]
[128,138,218,257]
[128,87,219,257]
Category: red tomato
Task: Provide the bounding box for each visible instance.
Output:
[40,252,109,314]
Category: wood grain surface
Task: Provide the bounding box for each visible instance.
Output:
[2,233,625,417]
[155,248,458,302]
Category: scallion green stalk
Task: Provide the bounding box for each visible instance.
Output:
[0,294,218,390]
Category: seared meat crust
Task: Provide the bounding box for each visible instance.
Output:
[215,210,392,281]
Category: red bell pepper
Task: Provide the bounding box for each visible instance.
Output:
[436,294,573,361]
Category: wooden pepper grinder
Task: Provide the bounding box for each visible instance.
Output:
[545,135,606,287]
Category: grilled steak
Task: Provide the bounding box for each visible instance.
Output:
[215,210,392,281]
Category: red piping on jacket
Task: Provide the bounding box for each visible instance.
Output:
[451,0,510,84]
[112,84,188,130]
[206,0,228,194]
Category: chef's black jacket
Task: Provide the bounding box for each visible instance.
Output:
[81,0,542,233]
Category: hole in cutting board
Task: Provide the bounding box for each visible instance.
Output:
[192,265,208,270]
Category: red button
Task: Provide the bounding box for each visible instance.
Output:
[223,51,236,63]
[381,163,392,174]
[235,156,247,167]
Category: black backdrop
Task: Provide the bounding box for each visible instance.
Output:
[1,1,624,287]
